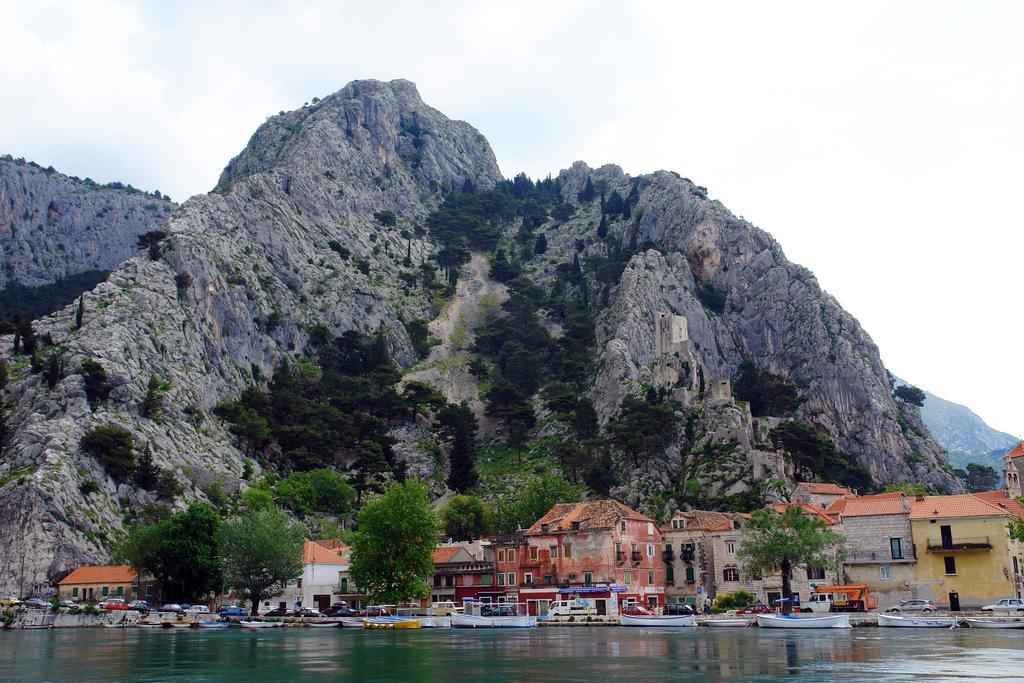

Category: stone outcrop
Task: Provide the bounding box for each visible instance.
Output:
[0,157,176,288]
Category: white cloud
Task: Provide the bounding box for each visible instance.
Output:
[0,0,1020,437]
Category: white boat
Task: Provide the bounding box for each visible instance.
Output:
[169,621,194,629]
[619,605,697,627]
[136,621,166,629]
[963,618,1024,629]
[197,621,229,629]
[306,620,341,628]
[452,601,536,628]
[877,613,957,628]
[705,618,751,628]
[239,620,282,629]
[756,613,851,629]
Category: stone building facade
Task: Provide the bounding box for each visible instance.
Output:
[836,495,918,609]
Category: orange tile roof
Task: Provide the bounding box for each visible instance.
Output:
[661,510,735,533]
[1010,443,1024,460]
[527,500,653,534]
[840,497,912,517]
[432,546,463,563]
[771,502,837,525]
[303,541,347,565]
[908,494,1019,520]
[59,565,137,585]
[796,482,851,496]
[974,490,1024,518]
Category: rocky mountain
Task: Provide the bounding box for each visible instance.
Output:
[0,79,956,595]
[912,384,1018,470]
[0,156,176,290]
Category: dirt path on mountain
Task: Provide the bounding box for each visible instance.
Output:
[401,252,507,429]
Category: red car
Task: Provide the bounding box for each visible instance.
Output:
[99,598,130,611]
[735,602,774,614]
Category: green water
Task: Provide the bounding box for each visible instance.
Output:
[1,627,1022,681]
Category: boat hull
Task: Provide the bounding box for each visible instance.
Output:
[756,614,851,629]
[363,617,421,629]
[705,619,750,628]
[878,613,957,628]
[197,622,229,629]
[307,621,341,628]
[239,621,282,629]
[451,612,536,628]
[620,613,697,627]
[963,618,1024,629]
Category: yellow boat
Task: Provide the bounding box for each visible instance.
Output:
[362,617,421,629]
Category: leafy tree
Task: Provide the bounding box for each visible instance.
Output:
[114,503,222,603]
[737,506,844,614]
[218,506,307,616]
[349,480,440,604]
[373,210,398,227]
[274,468,355,516]
[494,473,584,533]
[714,590,757,610]
[954,463,1000,493]
[437,402,478,492]
[770,421,871,489]
[606,394,677,467]
[894,384,926,407]
[80,360,113,406]
[439,495,494,540]
[695,282,727,315]
[732,360,803,417]
[80,426,135,482]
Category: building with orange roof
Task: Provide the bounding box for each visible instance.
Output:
[496,500,664,617]
[835,494,918,608]
[265,540,361,614]
[792,482,853,510]
[429,541,496,605]
[58,565,139,602]
[661,510,740,606]
[908,493,1024,608]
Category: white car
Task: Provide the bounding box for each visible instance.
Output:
[184,604,210,614]
[981,598,1024,612]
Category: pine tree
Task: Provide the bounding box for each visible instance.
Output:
[74,295,84,330]
[20,321,37,356]
[577,177,596,203]
[597,213,608,239]
[44,353,63,389]
[0,359,7,390]
[438,403,478,493]
[133,444,160,490]
[534,233,548,255]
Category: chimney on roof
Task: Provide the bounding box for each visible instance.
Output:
[915,493,925,502]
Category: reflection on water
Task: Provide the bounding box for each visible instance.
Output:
[1,627,1023,682]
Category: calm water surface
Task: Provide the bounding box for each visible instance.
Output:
[1,626,1022,682]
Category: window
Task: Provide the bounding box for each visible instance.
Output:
[647,543,655,558]
[1014,557,1020,575]
[890,538,903,560]
[624,570,632,584]
[880,565,892,581]
[544,574,554,585]
[685,567,695,584]
[571,521,581,531]
[508,550,516,563]
[116,586,123,596]
[498,573,506,587]
[297,579,302,588]
[666,567,674,583]
[102,586,109,597]
[433,575,442,587]
[480,575,492,586]
[498,550,506,563]
[341,578,348,593]
[564,544,572,559]
[647,522,654,536]
[507,572,516,586]
[723,567,739,582]
[726,541,735,554]
[621,521,627,532]
[806,567,825,580]
[944,556,956,575]
[550,546,558,560]
[529,546,538,561]
[72,587,78,598]
[647,570,655,585]
[524,573,533,585]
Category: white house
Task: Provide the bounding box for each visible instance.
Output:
[260,541,350,613]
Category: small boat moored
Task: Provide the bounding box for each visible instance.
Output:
[451,600,536,628]
[363,616,421,629]
[239,620,283,629]
[756,613,851,629]
[705,618,751,628]
[197,621,229,629]
[306,620,341,628]
[619,604,697,627]
[962,618,1024,629]
[877,613,957,628]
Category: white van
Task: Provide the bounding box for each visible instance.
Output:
[547,598,596,617]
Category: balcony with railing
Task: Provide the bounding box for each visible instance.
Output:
[842,548,917,564]
[615,551,626,564]
[631,551,642,563]
[661,548,675,564]
[926,537,992,552]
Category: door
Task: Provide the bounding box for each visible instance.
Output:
[596,599,607,616]
[648,596,658,608]
[949,592,961,612]
[314,595,330,611]
[940,525,953,548]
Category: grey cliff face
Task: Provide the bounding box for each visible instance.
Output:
[0,158,176,288]
[0,80,956,595]
[0,80,501,595]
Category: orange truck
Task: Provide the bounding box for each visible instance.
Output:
[804,584,878,613]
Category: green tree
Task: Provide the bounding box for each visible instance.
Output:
[494,473,584,533]
[534,233,548,255]
[737,506,845,614]
[80,426,135,482]
[732,360,803,417]
[114,503,222,603]
[140,376,169,419]
[349,480,440,604]
[893,384,926,407]
[74,294,84,330]
[439,495,493,540]
[218,506,307,616]
[438,403,478,493]
[577,176,596,203]
[488,248,518,283]
[954,463,1000,493]
[605,394,677,467]
[80,360,113,406]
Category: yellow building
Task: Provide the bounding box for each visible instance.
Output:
[58,565,137,602]
[909,495,1021,609]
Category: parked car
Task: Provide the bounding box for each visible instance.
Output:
[129,601,152,613]
[59,599,78,609]
[0,596,23,606]
[736,602,774,614]
[296,608,322,618]
[158,603,186,613]
[98,599,130,610]
[324,604,359,617]
[886,599,936,613]
[218,605,249,617]
[184,604,210,614]
[263,607,293,618]
[981,598,1024,612]
[23,598,50,609]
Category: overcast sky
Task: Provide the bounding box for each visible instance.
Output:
[2,1,1021,438]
